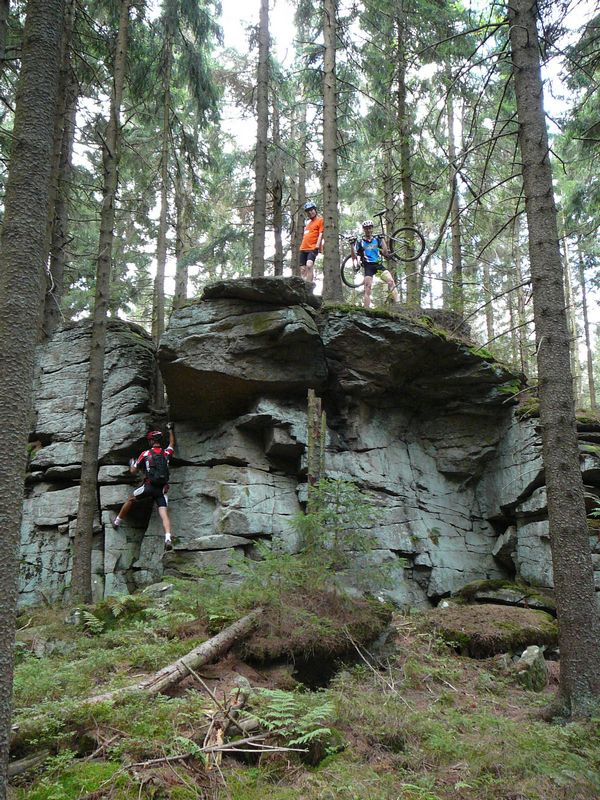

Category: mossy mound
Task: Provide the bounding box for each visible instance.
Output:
[239,590,391,663]
[423,603,558,658]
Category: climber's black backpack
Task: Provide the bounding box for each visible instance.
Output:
[145,448,170,487]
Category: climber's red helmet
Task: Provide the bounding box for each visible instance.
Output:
[146,430,163,444]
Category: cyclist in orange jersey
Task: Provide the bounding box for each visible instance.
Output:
[299,201,324,284]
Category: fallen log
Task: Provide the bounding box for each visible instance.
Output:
[87,608,263,704]
[8,750,50,777]
[11,609,263,750]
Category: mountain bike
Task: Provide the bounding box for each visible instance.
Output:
[340,210,425,289]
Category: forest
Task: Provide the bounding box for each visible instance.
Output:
[0,0,600,797]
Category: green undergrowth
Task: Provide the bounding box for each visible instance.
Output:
[12,611,600,800]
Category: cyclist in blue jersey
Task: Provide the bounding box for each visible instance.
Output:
[351,220,400,308]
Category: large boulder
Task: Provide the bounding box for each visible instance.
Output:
[24,278,600,611]
[319,309,518,406]
[159,284,327,423]
[20,319,155,605]
[31,320,155,473]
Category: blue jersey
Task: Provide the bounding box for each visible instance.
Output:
[356,234,383,263]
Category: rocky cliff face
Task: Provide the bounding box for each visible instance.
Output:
[21,278,600,607]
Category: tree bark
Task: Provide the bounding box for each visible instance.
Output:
[0,0,64,792]
[321,0,342,301]
[509,0,600,717]
[250,0,269,277]
[71,0,131,603]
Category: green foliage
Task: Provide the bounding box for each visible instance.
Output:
[244,688,336,748]
[80,609,105,635]
[16,760,125,800]
[292,478,389,589]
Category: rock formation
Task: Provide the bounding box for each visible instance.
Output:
[21,278,600,607]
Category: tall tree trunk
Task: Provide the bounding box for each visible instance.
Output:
[507,272,519,368]
[396,14,418,305]
[321,0,342,301]
[250,0,269,277]
[152,13,174,406]
[447,91,463,316]
[577,240,596,410]
[513,216,530,377]
[43,43,78,338]
[509,0,600,718]
[383,141,403,302]
[71,0,131,603]
[441,244,449,309]
[483,261,494,343]
[271,94,283,276]
[290,100,306,277]
[0,0,64,791]
[173,161,190,310]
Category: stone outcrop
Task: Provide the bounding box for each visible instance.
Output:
[21,278,600,607]
[22,320,155,604]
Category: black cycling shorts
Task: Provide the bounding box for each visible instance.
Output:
[363,261,385,278]
[132,483,169,508]
[299,248,320,267]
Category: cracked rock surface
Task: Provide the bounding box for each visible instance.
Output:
[21,279,600,607]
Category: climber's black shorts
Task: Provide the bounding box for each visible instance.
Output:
[299,248,319,267]
[363,261,385,278]
[132,483,169,508]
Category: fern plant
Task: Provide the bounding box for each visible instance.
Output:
[81,610,105,636]
[243,688,335,748]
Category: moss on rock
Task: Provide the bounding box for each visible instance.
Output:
[423,603,558,659]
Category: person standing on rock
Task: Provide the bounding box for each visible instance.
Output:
[299,201,324,285]
[111,423,176,551]
[351,219,400,309]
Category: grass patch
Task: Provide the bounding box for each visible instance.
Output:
[11,609,600,800]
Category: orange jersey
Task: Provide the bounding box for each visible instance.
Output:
[300,215,324,251]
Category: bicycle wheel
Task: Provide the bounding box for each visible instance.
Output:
[389,226,425,262]
[340,255,364,288]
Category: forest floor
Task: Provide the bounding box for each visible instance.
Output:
[9,575,600,800]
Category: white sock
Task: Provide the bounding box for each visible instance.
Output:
[114,517,121,526]
[165,533,172,540]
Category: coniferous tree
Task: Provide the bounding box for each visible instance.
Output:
[152,0,220,358]
[0,0,64,788]
[71,0,132,603]
[509,0,600,718]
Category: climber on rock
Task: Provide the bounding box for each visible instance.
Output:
[111,423,176,551]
